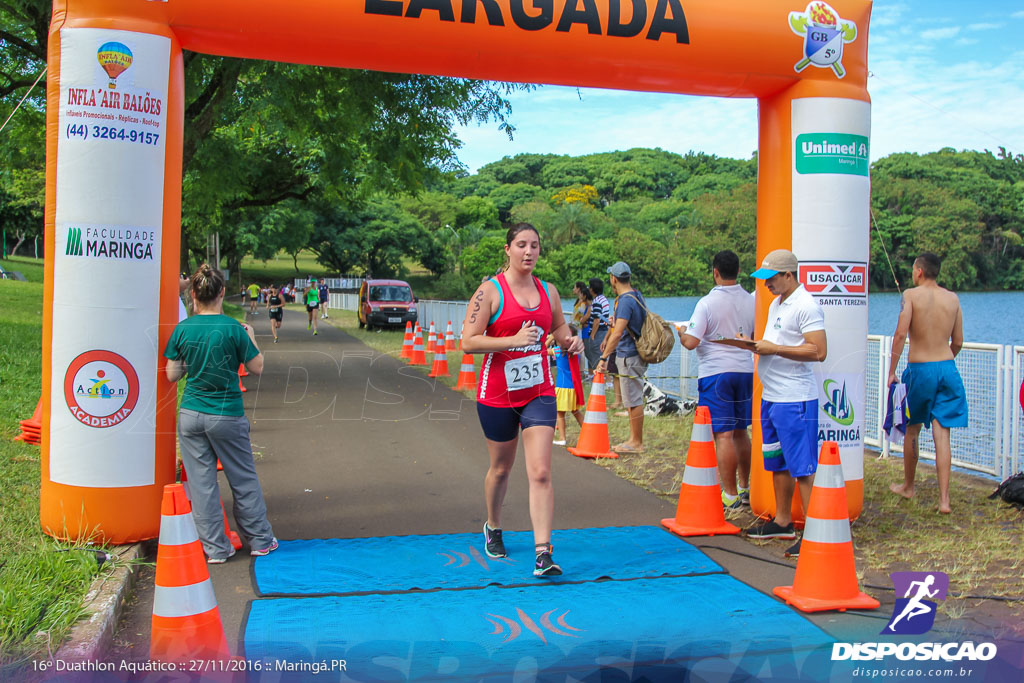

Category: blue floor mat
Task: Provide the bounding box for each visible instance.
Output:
[243,574,836,681]
[252,526,723,595]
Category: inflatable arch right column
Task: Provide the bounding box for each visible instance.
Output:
[753,78,871,522]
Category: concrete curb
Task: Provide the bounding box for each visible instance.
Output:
[55,541,153,661]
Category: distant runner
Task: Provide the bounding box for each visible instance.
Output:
[304,278,320,336]
[266,284,283,343]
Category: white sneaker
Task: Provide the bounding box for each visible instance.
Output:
[552,439,566,446]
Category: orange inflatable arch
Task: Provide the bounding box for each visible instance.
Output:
[43,0,873,543]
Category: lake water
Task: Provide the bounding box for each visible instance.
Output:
[646,290,1024,348]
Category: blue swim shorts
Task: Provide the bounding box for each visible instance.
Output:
[698,372,753,434]
[761,399,819,478]
[902,360,968,429]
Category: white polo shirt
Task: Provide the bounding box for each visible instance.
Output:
[757,285,825,403]
[685,284,755,378]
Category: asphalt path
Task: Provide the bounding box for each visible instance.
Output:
[108,304,1019,673]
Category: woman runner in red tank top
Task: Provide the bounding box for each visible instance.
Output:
[461,224,584,577]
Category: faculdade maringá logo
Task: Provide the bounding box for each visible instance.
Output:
[66,227,84,256]
[822,379,854,426]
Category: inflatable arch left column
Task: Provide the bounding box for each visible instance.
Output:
[41,8,182,544]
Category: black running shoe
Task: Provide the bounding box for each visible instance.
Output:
[533,551,562,577]
[483,523,506,558]
[746,519,796,539]
[785,538,801,558]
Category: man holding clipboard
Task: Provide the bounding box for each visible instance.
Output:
[739,249,827,559]
[678,250,756,509]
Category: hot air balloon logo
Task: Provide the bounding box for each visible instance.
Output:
[97,42,133,89]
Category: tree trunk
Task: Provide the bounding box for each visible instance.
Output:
[10,234,25,256]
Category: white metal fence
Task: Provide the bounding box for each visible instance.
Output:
[293,277,364,290]
[333,298,1020,479]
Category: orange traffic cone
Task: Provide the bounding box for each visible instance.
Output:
[150,483,232,662]
[458,322,465,351]
[454,353,477,391]
[567,372,618,459]
[238,370,247,393]
[410,327,427,366]
[661,406,740,537]
[773,442,880,613]
[445,321,456,352]
[179,466,242,551]
[238,363,249,378]
[428,337,450,378]
[400,322,414,360]
[426,323,437,360]
[14,399,42,445]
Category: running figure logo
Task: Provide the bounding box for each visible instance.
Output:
[882,571,949,635]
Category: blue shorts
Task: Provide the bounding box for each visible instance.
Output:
[903,360,968,428]
[477,396,557,442]
[761,399,819,478]
[698,372,753,434]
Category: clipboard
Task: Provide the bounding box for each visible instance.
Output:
[710,337,758,351]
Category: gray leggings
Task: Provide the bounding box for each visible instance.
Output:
[178,409,274,559]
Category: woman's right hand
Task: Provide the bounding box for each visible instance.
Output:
[510,323,541,348]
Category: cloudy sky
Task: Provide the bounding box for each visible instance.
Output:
[453,1,1024,172]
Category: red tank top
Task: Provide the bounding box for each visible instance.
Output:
[477,273,555,408]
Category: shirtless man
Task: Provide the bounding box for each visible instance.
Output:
[887,253,967,514]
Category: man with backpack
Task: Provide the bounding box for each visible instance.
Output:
[596,261,648,454]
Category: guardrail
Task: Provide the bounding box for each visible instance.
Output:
[332,298,1020,479]
[294,277,364,290]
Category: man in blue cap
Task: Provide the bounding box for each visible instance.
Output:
[744,249,827,558]
[595,261,648,453]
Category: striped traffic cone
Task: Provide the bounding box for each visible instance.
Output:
[567,372,618,459]
[150,483,232,662]
[454,353,477,391]
[410,327,427,366]
[445,321,457,352]
[400,322,414,360]
[661,406,740,537]
[458,323,465,351]
[179,465,242,551]
[238,363,249,378]
[14,399,42,445]
[426,323,437,360]
[428,337,450,378]
[773,442,881,613]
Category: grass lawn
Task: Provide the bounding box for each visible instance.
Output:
[0,268,134,672]
[325,308,1024,623]
[236,250,331,289]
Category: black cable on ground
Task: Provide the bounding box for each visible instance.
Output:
[696,545,1024,603]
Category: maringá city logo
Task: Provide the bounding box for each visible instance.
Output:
[789,2,858,78]
[883,571,949,635]
[822,379,854,426]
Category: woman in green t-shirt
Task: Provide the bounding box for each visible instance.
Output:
[164,264,278,564]
[304,278,320,336]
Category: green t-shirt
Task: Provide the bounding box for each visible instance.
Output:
[247,284,260,298]
[164,314,260,416]
[305,287,319,305]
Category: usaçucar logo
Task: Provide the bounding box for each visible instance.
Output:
[883,572,949,635]
[63,350,140,428]
[799,262,867,296]
[789,2,858,78]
